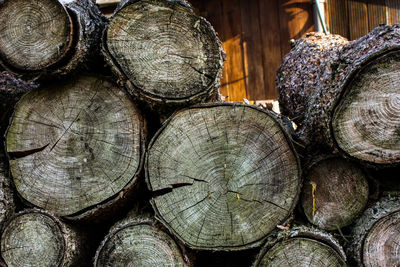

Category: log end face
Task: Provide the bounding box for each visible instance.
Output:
[6,75,143,218]
[0,0,74,71]
[301,158,369,230]
[106,0,223,103]
[95,222,188,266]
[332,51,400,166]
[1,211,65,267]
[147,104,301,250]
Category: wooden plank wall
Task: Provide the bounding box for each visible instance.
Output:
[325,0,400,40]
[191,0,314,102]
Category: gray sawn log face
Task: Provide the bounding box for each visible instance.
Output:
[1,209,88,267]
[6,74,145,221]
[146,103,301,250]
[103,0,224,109]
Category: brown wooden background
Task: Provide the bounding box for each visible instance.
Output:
[97,0,399,102]
[325,0,400,40]
[191,0,314,102]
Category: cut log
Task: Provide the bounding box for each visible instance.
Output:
[0,0,106,79]
[103,0,223,109]
[301,156,369,230]
[146,103,301,250]
[253,226,347,267]
[6,74,145,221]
[348,196,400,266]
[277,24,400,166]
[94,211,192,266]
[0,209,88,267]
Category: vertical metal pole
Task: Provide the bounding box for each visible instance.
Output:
[313,0,329,34]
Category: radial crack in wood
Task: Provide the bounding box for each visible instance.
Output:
[146,103,301,250]
[301,157,369,230]
[6,75,144,219]
[0,0,73,71]
[104,0,223,106]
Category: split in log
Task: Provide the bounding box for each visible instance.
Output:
[348,196,400,266]
[94,211,191,266]
[6,74,145,221]
[103,0,224,108]
[0,209,88,267]
[301,157,369,230]
[277,24,400,167]
[146,103,301,250]
[253,226,347,267]
[0,0,106,79]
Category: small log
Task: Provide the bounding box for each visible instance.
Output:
[103,0,223,110]
[94,211,192,266]
[253,226,347,267]
[6,74,145,221]
[348,196,400,266]
[277,24,400,166]
[0,0,106,79]
[146,103,301,250]
[0,209,88,267]
[301,156,369,230]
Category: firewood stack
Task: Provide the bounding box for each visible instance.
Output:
[0,0,398,266]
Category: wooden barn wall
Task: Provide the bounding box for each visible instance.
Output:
[190,0,314,102]
[325,0,400,40]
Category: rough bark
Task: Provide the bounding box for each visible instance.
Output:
[253,226,347,267]
[348,196,400,266]
[103,0,224,111]
[94,210,192,266]
[5,74,145,221]
[146,103,301,251]
[0,209,88,267]
[0,0,106,80]
[301,156,369,230]
[0,151,15,234]
[277,24,400,167]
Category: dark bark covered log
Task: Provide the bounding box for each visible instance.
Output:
[348,196,400,266]
[5,74,145,221]
[0,0,106,80]
[0,72,37,137]
[253,226,347,267]
[0,151,15,233]
[277,24,400,167]
[146,103,301,251]
[94,211,192,266]
[301,156,369,230]
[0,209,88,267]
[103,0,224,111]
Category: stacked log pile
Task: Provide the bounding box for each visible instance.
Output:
[0,0,398,266]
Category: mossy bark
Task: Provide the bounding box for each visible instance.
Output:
[146,103,301,251]
[6,74,145,221]
[348,196,400,266]
[94,210,192,266]
[301,156,369,230]
[277,24,400,167]
[0,0,106,80]
[253,226,347,267]
[1,209,88,267]
[103,0,224,116]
